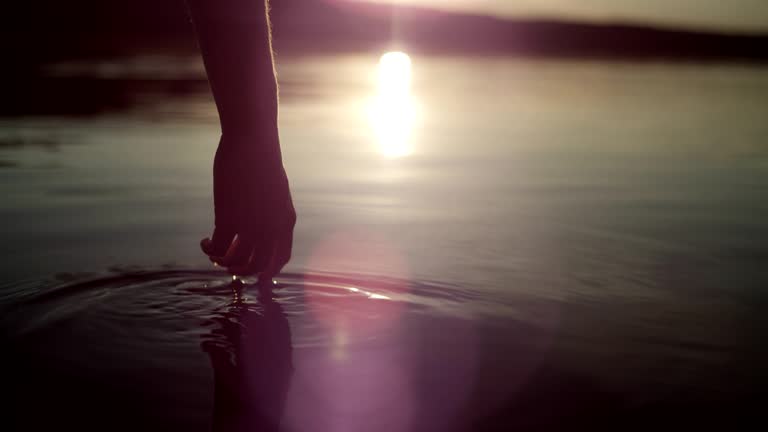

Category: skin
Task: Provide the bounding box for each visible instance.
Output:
[188,0,296,281]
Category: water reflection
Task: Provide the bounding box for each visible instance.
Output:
[368,52,419,158]
[201,280,293,432]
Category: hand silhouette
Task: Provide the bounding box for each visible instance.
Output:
[200,138,296,280]
[189,0,294,280]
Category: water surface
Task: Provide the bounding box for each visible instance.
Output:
[1,54,767,429]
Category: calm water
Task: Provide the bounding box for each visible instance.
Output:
[1,54,767,429]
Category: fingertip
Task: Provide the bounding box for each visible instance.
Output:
[200,237,213,255]
[261,260,285,283]
[202,239,226,267]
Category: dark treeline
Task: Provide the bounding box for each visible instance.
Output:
[2,0,767,63]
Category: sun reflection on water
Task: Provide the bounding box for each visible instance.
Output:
[368,51,419,158]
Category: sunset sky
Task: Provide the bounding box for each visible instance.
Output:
[363,0,768,32]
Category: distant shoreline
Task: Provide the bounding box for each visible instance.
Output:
[2,2,767,68]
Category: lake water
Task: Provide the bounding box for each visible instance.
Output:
[1,54,767,430]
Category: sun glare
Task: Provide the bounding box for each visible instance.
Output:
[369,51,418,158]
[378,51,412,95]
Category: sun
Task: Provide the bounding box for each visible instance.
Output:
[378,51,412,96]
[368,51,418,158]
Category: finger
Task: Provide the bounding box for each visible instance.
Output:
[261,225,294,281]
[230,231,274,276]
[219,234,255,268]
[201,240,226,266]
[262,201,296,280]
[200,227,236,258]
[206,235,239,266]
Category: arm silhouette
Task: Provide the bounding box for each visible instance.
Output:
[188,0,296,280]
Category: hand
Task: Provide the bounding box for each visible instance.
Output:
[200,137,296,281]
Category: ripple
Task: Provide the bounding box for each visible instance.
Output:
[3,268,505,431]
[0,268,476,349]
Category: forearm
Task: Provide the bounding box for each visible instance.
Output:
[193,0,295,278]
[188,0,280,149]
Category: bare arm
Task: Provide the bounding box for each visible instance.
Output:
[188,0,295,280]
